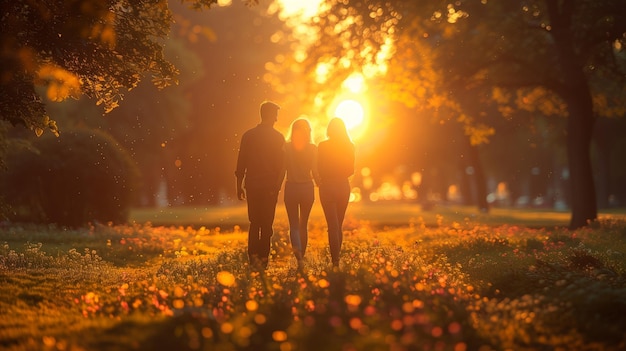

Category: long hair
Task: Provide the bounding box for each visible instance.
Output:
[326,117,352,144]
[288,118,313,150]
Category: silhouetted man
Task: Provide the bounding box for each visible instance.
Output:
[235,101,285,270]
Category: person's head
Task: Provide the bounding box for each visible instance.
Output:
[260,101,280,123]
[326,117,351,142]
[288,118,312,150]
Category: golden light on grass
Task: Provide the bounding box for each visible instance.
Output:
[412,299,425,309]
[254,314,267,324]
[317,279,330,288]
[3,212,625,350]
[402,301,415,313]
[201,327,214,339]
[272,330,288,342]
[431,326,443,337]
[345,294,362,307]
[84,292,98,304]
[239,326,253,339]
[246,300,259,311]
[221,322,234,334]
[42,336,56,347]
[454,343,468,351]
[391,319,403,331]
[349,317,363,330]
[217,271,236,287]
[173,299,185,309]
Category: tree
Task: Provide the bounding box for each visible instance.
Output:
[160,1,288,205]
[1,0,273,209]
[275,0,626,228]
[444,0,626,228]
[266,0,496,211]
[0,0,255,137]
[1,128,139,226]
[42,36,203,207]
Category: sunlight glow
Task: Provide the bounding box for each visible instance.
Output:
[334,99,364,131]
[362,36,394,77]
[37,64,82,102]
[324,73,371,141]
[271,0,393,145]
[269,0,322,53]
[343,73,365,93]
[274,0,322,20]
[315,62,331,84]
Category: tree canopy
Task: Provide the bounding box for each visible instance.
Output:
[0,0,249,136]
[267,0,626,228]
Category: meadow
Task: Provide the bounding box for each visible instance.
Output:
[1,204,626,351]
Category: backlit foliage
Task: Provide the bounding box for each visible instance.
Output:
[1,216,625,350]
[265,0,399,118]
[270,0,626,145]
[0,0,256,136]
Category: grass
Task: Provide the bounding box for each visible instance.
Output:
[1,204,626,351]
[129,202,586,229]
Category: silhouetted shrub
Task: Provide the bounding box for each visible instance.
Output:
[0,128,139,227]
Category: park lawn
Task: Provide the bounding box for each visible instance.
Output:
[1,206,625,350]
[129,202,590,229]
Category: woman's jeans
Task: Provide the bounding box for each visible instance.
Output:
[284,181,314,260]
[319,179,350,265]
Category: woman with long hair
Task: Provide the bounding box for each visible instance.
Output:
[284,118,320,266]
[317,117,355,267]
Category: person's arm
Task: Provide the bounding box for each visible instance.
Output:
[316,141,326,185]
[235,174,245,200]
[311,145,321,186]
[235,135,247,200]
[275,139,286,192]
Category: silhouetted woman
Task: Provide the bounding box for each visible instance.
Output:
[317,117,355,267]
[284,118,320,266]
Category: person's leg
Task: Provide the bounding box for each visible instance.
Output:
[334,180,351,254]
[258,188,279,267]
[298,183,315,258]
[284,183,302,259]
[320,185,341,266]
[247,225,261,265]
[246,188,263,268]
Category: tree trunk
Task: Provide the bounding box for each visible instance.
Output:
[547,0,598,229]
[565,101,597,229]
[458,139,490,212]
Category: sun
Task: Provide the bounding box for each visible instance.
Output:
[334,99,364,131]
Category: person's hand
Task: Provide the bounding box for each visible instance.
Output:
[237,187,246,200]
